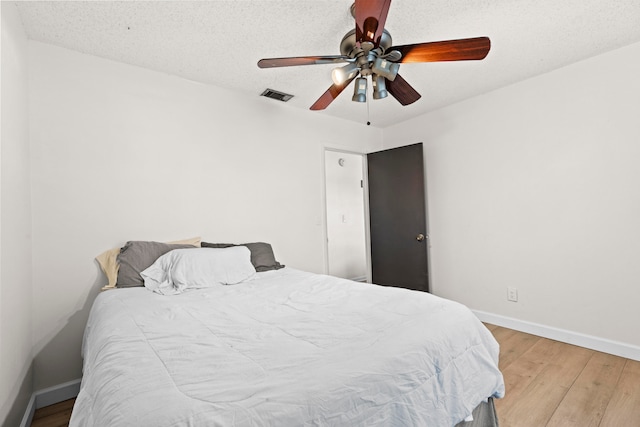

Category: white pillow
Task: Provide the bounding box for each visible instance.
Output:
[141,246,256,295]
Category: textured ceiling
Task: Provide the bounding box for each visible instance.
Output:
[14,0,640,128]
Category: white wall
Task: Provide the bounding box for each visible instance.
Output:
[1,2,34,425]
[27,41,383,389]
[383,41,640,348]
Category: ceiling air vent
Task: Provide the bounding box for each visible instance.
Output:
[261,88,294,102]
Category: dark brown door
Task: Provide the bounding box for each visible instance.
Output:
[367,143,429,292]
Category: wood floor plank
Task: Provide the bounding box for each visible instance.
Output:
[488,325,517,346]
[496,340,594,427]
[546,351,626,426]
[599,359,640,426]
[32,399,75,420]
[495,329,540,371]
[494,337,562,413]
[31,399,75,427]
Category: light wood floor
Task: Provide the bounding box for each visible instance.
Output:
[31,325,640,426]
[485,323,640,426]
[30,398,74,427]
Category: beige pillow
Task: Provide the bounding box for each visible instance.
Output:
[96,237,201,291]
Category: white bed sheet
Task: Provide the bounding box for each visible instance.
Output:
[71,268,504,426]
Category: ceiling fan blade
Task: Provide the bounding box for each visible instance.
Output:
[354,0,392,47]
[386,74,421,106]
[392,37,491,63]
[310,76,357,111]
[258,55,352,68]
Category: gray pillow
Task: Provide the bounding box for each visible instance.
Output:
[116,241,197,288]
[201,241,284,272]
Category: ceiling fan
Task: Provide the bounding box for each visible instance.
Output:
[257,0,491,111]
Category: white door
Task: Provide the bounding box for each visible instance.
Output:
[324,150,368,281]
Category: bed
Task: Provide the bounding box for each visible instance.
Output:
[71,243,504,426]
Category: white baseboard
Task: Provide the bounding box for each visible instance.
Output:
[473,310,640,362]
[18,395,36,427]
[35,378,81,408]
[19,379,81,427]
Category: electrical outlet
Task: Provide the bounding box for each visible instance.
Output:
[507,287,518,302]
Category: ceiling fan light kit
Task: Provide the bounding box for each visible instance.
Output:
[352,77,368,102]
[332,62,360,85]
[257,0,491,111]
[372,75,388,100]
[372,57,399,81]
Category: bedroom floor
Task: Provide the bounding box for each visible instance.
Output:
[30,325,640,427]
[486,323,640,426]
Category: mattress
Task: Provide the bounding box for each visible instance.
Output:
[70,268,504,426]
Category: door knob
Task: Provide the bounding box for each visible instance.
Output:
[416,233,425,241]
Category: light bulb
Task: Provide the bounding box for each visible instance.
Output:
[331,62,360,85]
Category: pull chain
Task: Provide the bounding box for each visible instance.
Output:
[366,77,371,126]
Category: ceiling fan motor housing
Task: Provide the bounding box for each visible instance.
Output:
[340,28,393,78]
[339,28,393,58]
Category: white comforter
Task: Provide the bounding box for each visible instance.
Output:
[71,268,504,427]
